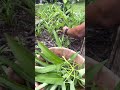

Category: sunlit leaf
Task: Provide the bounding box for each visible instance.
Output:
[38,42,64,64]
[35,73,64,85]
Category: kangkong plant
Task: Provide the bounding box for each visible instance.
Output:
[35,42,85,90]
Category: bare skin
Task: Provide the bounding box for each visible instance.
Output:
[63,22,85,38]
[63,0,120,38]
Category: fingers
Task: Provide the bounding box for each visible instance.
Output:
[62,26,69,34]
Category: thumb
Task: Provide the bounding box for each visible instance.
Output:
[62,26,69,34]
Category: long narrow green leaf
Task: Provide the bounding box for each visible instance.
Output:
[0,77,32,90]
[68,52,79,62]
[38,51,54,64]
[0,56,34,83]
[35,56,48,66]
[53,30,62,47]
[86,60,107,84]
[5,34,34,77]
[35,64,61,73]
[38,42,64,64]
[35,73,64,85]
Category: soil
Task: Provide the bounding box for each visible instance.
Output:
[86,27,117,64]
[0,7,35,54]
[36,26,115,62]
[36,30,85,58]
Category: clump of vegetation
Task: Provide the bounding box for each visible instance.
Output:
[35,3,84,33]
[35,42,85,90]
[0,35,119,90]
[35,2,85,47]
[0,0,34,26]
[35,42,120,90]
[0,34,34,90]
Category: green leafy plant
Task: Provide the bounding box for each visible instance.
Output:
[0,0,15,25]
[53,30,70,47]
[0,34,34,90]
[35,42,120,90]
[35,3,84,47]
[35,42,85,90]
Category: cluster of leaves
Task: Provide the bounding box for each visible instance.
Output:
[35,3,84,33]
[35,42,85,90]
[35,42,120,90]
[0,0,34,26]
[35,2,85,47]
[0,34,34,90]
[0,35,119,90]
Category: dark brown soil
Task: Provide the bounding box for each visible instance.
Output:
[86,27,117,62]
[0,7,35,53]
[36,30,85,57]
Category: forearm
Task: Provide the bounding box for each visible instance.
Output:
[67,22,85,38]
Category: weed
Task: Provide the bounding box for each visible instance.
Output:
[35,42,85,90]
[0,34,34,89]
[0,0,15,25]
[35,3,85,47]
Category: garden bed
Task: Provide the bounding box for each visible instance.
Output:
[0,0,35,52]
[35,2,85,57]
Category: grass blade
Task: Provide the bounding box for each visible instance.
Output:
[35,56,48,66]
[53,30,62,47]
[68,52,79,62]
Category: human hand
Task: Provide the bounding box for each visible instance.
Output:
[63,22,85,39]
